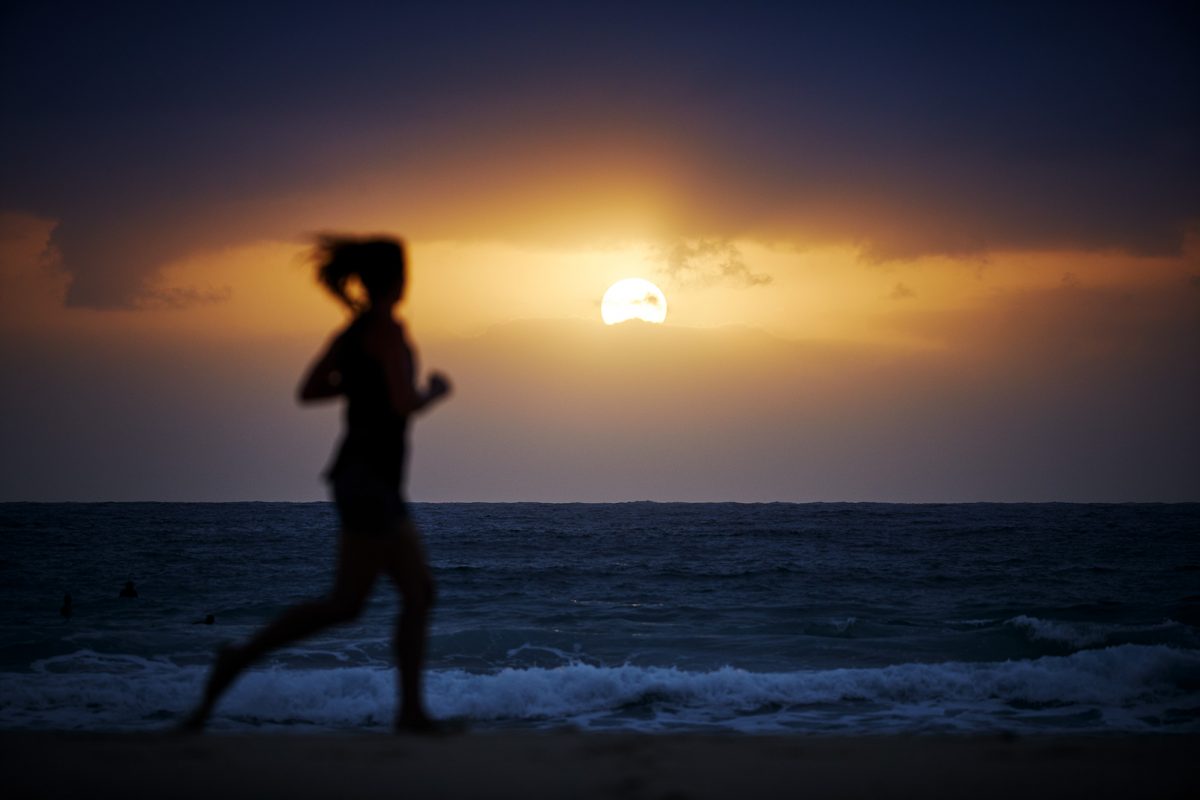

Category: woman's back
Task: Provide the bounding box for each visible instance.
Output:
[328,315,413,489]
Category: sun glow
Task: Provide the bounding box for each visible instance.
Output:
[601,278,668,325]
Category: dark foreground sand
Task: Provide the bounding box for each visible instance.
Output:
[3,731,1196,799]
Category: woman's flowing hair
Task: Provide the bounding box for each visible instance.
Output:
[314,234,407,311]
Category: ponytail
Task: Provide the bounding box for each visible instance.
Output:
[314,234,406,311]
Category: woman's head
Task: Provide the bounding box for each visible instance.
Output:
[315,235,407,312]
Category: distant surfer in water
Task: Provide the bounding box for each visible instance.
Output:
[184,235,451,733]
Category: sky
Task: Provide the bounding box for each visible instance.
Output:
[1,1,1197,501]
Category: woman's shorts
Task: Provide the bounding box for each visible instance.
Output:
[330,466,409,537]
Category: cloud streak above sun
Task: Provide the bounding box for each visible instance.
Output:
[660,240,772,288]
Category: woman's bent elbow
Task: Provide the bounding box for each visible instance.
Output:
[299,384,339,403]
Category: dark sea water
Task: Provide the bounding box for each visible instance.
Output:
[1,502,1198,734]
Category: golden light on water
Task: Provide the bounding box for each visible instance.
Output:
[601,278,668,325]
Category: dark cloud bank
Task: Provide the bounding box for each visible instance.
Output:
[2,2,1198,307]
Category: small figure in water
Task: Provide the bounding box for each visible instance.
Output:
[184,236,451,734]
[192,614,216,625]
[119,581,138,598]
[60,592,72,621]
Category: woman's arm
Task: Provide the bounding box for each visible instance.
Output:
[412,370,453,414]
[379,326,452,415]
[297,338,344,403]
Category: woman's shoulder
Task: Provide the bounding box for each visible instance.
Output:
[331,316,365,349]
[353,316,410,355]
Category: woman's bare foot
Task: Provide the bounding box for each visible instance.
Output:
[394,710,465,736]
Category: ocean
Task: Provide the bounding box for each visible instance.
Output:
[1,502,1197,734]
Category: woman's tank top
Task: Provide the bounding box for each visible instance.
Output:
[326,316,412,490]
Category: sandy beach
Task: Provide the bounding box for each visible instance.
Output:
[4,731,1196,799]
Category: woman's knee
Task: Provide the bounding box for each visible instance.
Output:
[327,594,367,623]
[403,576,435,614]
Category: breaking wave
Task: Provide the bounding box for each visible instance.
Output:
[2,644,1197,734]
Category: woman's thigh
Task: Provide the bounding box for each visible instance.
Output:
[330,532,387,603]
[382,518,434,607]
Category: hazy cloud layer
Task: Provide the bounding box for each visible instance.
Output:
[134,285,233,310]
[3,278,1195,501]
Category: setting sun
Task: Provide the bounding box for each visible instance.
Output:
[600,278,668,325]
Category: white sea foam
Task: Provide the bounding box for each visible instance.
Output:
[1004,615,1183,649]
[1,644,1197,734]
